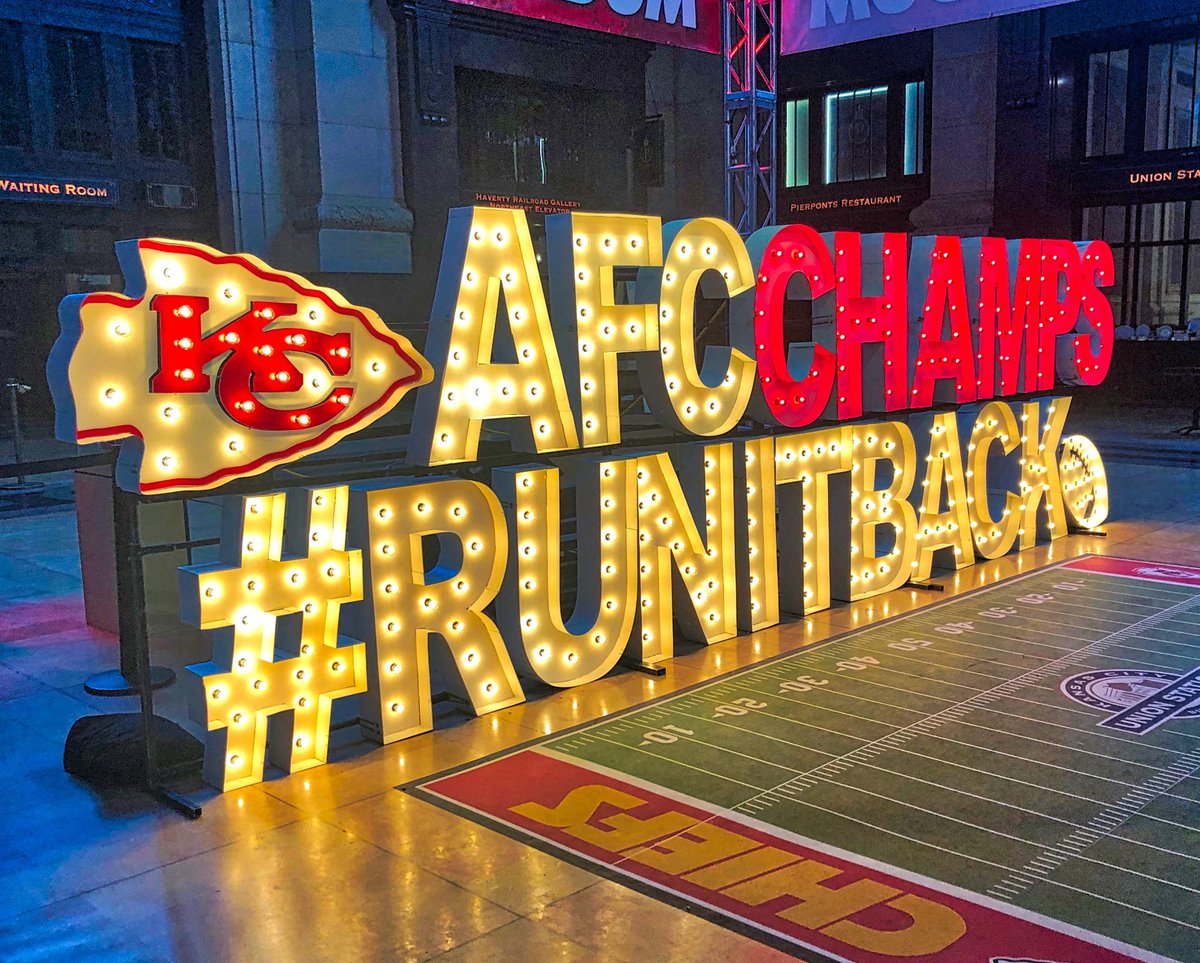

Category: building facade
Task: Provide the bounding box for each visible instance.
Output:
[776,0,1200,338]
[1,0,721,431]
[202,0,724,347]
[0,0,217,425]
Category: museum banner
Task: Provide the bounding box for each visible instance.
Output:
[445,0,721,53]
[783,0,1078,54]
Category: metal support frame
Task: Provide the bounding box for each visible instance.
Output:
[113,483,203,818]
[724,0,777,235]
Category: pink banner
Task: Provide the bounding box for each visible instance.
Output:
[1064,555,1200,586]
[445,0,721,52]
[783,0,1077,55]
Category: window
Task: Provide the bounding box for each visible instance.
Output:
[456,70,626,202]
[782,78,926,191]
[784,99,809,188]
[1145,38,1200,151]
[824,86,887,184]
[1084,48,1128,157]
[903,80,925,176]
[47,29,109,154]
[132,42,185,159]
[0,21,27,148]
[1082,201,1200,329]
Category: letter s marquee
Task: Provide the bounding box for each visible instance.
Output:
[48,239,433,494]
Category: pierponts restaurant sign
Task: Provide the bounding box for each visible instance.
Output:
[49,207,1113,790]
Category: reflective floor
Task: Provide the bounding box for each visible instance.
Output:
[1,458,1197,962]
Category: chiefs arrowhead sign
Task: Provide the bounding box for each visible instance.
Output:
[48,239,432,494]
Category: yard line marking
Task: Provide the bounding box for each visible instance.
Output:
[588,733,768,792]
[721,669,1200,760]
[701,592,1200,842]
[766,786,1200,932]
[800,770,1200,901]
[987,745,1200,899]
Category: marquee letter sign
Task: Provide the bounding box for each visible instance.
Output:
[51,209,1117,791]
[48,238,432,493]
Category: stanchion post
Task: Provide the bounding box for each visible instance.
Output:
[112,484,156,780]
[4,379,31,487]
[112,481,202,818]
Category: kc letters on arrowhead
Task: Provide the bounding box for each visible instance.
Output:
[49,206,1114,790]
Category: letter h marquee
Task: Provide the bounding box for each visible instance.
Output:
[724,0,776,234]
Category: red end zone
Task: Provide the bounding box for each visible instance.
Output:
[1064,555,1200,585]
[420,748,1151,963]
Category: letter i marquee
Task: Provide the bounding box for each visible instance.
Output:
[49,208,1117,791]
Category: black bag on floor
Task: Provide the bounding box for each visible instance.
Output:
[63,713,203,788]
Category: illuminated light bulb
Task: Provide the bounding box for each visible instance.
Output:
[111,320,131,338]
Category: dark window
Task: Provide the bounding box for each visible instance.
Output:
[1145,38,1200,151]
[0,21,28,148]
[1084,48,1128,157]
[456,69,628,203]
[1082,201,1200,329]
[47,29,110,154]
[132,42,185,160]
[824,86,888,184]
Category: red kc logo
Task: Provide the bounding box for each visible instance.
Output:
[49,238,432,494]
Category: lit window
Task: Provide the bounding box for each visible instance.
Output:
[824,86,887,185]
[784,98,809,188]
[903,81,925,176]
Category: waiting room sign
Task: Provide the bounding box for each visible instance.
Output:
[49,207,1113,791]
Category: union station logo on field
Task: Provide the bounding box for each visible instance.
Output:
[49,205,1116,791]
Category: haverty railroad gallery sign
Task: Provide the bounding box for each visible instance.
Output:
[49,208,1113,791]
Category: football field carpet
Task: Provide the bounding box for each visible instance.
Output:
[408,555,1200,963]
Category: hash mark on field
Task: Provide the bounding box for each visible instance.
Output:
[987,745,1200,901]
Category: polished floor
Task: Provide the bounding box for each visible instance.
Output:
[1,457,1198,962]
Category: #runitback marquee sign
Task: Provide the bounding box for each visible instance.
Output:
[49,209,1113,791]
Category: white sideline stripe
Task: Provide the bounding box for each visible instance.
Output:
[723,670,1199,759]
[719,672,1190,765]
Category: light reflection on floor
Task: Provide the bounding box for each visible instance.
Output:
[0,457,1197,961]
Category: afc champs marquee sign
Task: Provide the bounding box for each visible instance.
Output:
[49,207,1113,791]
